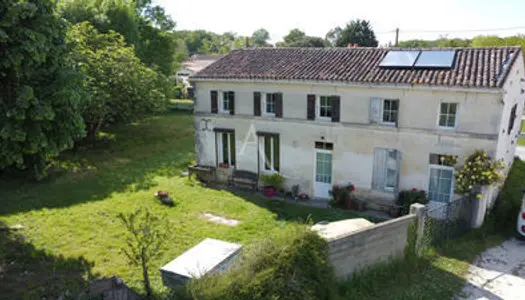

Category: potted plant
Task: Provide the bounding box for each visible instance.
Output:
[260,173,286,198]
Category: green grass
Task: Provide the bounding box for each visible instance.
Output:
[338,229,505,300]
[168,99,193,111]
[0,112,358,299]
[518,119,525,146]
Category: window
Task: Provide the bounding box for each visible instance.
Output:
[508,104,517,135]
[372,148,400,192]
[382,99,399,124]
[428,165,454,203]
[318,96,332,119]
[219,132,235,166]
[262,136,280,172]
[265,93,276,115]
[438,102,458,128]
[221,91,234,113]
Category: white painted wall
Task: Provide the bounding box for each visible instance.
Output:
[496,54,525,169]
[192,78,520,199]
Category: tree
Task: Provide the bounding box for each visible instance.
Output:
[68,22,166,138]
[0,0,85,178]
[325,27,342,47]
[332,19,378,47]
[59,0,178,75]
[276,29,325,48]
[283,28,306,44]
[252,28,270,47]
[118,208,167,298]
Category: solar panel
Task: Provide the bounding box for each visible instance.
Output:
[414,50,456,68]
[379,51,420,67]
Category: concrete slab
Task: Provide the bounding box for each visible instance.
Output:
[311,218,374,241]
[160,238,242,288]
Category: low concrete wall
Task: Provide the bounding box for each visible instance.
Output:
[317,204,427,279]
[320,213,418,279]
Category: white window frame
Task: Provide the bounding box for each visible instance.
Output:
[262,92,276,117]
[381,99,399,126]
[427,164,455,203]
[260,136,279,173]
[220,91,232,114]
[316,95,332,121]
[219,132,235,166]
[437,102,458,129]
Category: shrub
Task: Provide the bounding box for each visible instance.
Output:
[329,183,355,208]
[395,189,429,216]
[455,150,505,195]
[173,227,338,300]
[489,158,525,233]
[260,173,286,190]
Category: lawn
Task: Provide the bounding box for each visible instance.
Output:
[0,112,358,299]
[518,119,525,146]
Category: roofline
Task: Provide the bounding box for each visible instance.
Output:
[190,77,503,94]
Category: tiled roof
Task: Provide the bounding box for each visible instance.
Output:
[192,47,522,89]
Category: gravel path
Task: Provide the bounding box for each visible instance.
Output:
[457,238,525,300]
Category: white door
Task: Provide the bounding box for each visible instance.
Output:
[314,149,333,199]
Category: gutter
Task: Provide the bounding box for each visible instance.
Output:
[190,77,503,94]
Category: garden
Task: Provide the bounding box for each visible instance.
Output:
[0,112,359,299]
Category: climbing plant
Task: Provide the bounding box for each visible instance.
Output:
[454,150,506,195]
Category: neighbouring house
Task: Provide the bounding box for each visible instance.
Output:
[190,46,525,209]
[177,54,225,86]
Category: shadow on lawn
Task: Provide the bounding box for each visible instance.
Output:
[0,229,97,299]
[0,112,195,216]
[217,187,362,224]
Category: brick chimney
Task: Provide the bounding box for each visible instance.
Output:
[353,43,359,48]
[347,43,359,48]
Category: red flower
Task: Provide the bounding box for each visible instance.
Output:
[411,188,418,192]
[333,184,339,189]
[350,184,355,191]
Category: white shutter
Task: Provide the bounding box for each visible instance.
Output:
[372,148,387,190]
[370,97,382,124]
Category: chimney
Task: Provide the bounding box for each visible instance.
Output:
[245,36,249,48]
[347,43,352,49]
[353,44,359,48]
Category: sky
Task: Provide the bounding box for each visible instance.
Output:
[155,0,525,45]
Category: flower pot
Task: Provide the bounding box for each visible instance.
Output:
[264,187,276,197]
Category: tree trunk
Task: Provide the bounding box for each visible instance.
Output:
[141,252,151,299]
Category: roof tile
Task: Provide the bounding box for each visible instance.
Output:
[193,47,522,89]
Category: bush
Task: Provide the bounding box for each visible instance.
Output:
[395,189,429,216]
[455,150,505,195]
[329,183,355,208]
[260,173,286,190]
[489,158,525,233]
[173,227,338,300]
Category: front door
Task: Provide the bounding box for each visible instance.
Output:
[314,149,333,199]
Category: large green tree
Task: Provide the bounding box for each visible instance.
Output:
[0,0,85,177]
[251,28,271,47]
[68,22,165,138]
[59,0,178,75]
[330,19,378,47]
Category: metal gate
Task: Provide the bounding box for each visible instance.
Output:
[421,195,474,250]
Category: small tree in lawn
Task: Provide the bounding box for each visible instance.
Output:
[118,208,167,298]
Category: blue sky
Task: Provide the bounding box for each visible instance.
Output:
[155,0,525,45]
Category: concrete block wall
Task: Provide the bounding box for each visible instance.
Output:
[324,214,417,279]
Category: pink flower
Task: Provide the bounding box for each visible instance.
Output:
[333,184,339,189]
[350,184,355,191]
[411,188,418,192]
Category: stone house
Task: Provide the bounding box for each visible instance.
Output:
[190,47,525,207]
